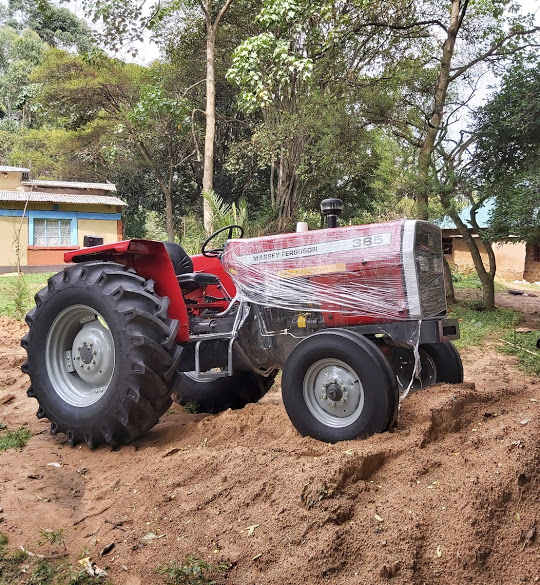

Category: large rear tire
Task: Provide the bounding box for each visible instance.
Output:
[281,330,398,443]
[174,369,278,413]
[21,262,180,448]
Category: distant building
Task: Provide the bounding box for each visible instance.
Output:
[438,198,540,283]
[0,166,126,272]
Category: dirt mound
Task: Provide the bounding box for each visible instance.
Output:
[1,316,539,585]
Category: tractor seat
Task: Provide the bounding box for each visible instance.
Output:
[162,241,193,275]
[177,272,220,293]
[162,242,220,293]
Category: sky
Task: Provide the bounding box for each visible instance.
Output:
[0,0,538,89]
[2,0,537,66]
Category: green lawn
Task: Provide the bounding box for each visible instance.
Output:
[0,272,52,320]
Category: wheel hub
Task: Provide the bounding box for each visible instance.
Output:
[79,343,94,364]
[325,382,344,403]
[71,321,115,387]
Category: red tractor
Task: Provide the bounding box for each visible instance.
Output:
[21,199,462,447]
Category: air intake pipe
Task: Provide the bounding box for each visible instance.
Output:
[320,198,344,228]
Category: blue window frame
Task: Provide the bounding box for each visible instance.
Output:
[28,211,77,246]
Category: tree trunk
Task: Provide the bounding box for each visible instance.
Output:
[480,274,495,310]
[134,139,175,241]
[202,24,216,234]
[165,170,175,241]
[443,256,455,304]
[417,0,465,220]
[448,208,496,310]
[275,135,306,229]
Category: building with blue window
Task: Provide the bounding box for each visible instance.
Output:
[0,166,126,272]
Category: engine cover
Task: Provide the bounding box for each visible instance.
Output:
[222,220,446,326]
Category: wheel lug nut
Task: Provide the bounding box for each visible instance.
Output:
[93,351,97,356]
[330,401,336,407]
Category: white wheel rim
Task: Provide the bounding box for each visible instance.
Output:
[303,358,364,428]
[45,304,115,407]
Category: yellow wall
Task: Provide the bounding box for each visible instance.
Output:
[0,216,29,267]
[451,237,526,280]
[0,172,24,190]
[78,219,118,246]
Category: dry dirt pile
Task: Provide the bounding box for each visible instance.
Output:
[0,315,539,585]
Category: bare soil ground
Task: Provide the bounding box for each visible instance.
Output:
[0,292,539,585]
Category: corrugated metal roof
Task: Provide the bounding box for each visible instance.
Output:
[0,165,30,172]
[22,180,117,191]
[0,190,127,206]
[437,198,495,230]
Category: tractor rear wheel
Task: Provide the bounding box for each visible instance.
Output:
[21,262,180,448]
[174,369,278,413]
[281,330,398,443]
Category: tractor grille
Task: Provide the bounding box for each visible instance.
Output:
[402,221,446,319]
[414,222,446,318]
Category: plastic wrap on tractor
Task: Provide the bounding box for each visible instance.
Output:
[222,219,446,326]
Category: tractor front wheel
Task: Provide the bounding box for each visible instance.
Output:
[421,341,463,384]
[282,330,398,443]
[21,262,180,448]
[384,341,463,391]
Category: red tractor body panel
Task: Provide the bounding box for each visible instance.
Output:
[65,240,191,341]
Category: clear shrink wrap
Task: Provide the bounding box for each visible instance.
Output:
[222,219,446,326]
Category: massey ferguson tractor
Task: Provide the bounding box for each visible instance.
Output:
[21,199,462,447]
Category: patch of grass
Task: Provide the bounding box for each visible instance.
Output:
[32,559,56,585]
[499,330,540,377]
[0,273,53,320]
[452,271,506,292]
[157,556,229,585]
[449,302,522,349]
[0,533,29,583]
[0,427,32,451]
[0,532,113,585]
[182,401,201,414]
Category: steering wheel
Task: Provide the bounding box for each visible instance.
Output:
[201,224,244,258]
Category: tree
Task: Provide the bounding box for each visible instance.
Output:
[474,57,540,243]
[364,0,539,308]
[30,49,196,240]
[227,0,417,227]
[3,0,95,53]
[412,1,538,223]
[0,25,46,128]
[74,0,245,232]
